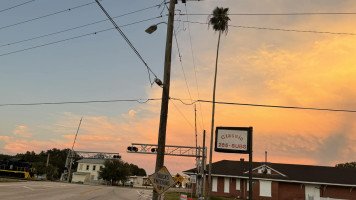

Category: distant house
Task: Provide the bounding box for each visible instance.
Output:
[71,158,105,184]
[184,159,356,200]
[128,176,145,187]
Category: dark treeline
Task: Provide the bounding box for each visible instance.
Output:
[0,148,146,180]
[0,148,73,180]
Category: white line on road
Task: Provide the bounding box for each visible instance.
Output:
[23,186,34,190]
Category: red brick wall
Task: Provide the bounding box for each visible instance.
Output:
[321,185,356,199]
[278,182,305,200]
[198,176,356,200]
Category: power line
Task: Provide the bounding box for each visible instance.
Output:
[173,26,193,101]
[0,0,35,14]
[2,96,356,114]
[0,2,95,31]
[0,4,162,48]
[179,12,356,16]
[170,98,356,113]
[0,16,163,57]
[170,99,194,129]
[0,98,162,107]
[184,4,205,131]
[178,20,356,35]
[94,0,158,84]
[229,24,356,35]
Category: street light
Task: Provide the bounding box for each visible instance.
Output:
[145,22,167,34]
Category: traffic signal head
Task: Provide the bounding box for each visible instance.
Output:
[127,146,138,152]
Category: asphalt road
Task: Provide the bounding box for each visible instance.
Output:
[0,181,153,200]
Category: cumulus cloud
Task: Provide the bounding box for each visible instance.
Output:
[13,125,33,138]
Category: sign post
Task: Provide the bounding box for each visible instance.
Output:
[149,166,175,196]
[215,127,253,200]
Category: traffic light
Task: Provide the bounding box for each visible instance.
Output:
[127,146,138,152]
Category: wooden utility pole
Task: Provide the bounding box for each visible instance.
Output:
[153,0,175,199]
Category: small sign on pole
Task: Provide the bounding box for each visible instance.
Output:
[174,173,184,184]
[149,166,175,195]
[190,175,196,183]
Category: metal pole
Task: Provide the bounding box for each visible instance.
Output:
[68,117,82,183]
[202,130,206,198]
[248,128,253,200]
[46,153,50,167]
[153,0,175,199]
[207,30,222,200]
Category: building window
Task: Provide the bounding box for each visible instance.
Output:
[212,177,218,192]
[79,164,83,170]
[93,165,96,171]
[260,180,272,197]
[224,178,230,193]
[236,178,240,190]
[86,165,90,170]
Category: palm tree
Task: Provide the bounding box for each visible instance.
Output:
[207,6,230,200]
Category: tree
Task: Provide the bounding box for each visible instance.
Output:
[129,163,146,176]
[336,162,356,169]
[207,6,230,200]
[99,159,130,185]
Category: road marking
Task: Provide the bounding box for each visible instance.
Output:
[23,186,34,190]
[80,187,104,195]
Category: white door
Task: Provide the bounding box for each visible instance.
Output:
[305,185,320,200]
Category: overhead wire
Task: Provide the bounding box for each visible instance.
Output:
[184,4,205,131]
[179,12,356,16]
[0,0,35,14]
[176,20,356,35]
[2,97,356,114]
[170,97,356,113]
[0,2,95,31]
[173,22,193,101]
[0,4,163,48]
[0,16,164,57]
[0,98,162,107]
[170,99,195,129]
[94,0,158,84]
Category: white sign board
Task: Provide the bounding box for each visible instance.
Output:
[190,175,196,183]
[149,166,175,195]
[180,194,188,200]
[215,127,252,154]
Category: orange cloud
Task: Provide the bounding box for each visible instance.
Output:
[13,125,33,138]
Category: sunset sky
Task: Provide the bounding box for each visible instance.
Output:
[1,0,356,174]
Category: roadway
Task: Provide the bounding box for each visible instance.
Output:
[0,181,153,200]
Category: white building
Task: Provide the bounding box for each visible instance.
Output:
[71,158,105,184]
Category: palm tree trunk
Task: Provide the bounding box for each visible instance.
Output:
[207,30,221,200]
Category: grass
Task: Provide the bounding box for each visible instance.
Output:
[165,192,234,200]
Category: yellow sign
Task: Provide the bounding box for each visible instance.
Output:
[149,166,175,195]
[174,173,184,184]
